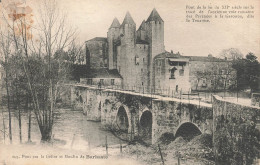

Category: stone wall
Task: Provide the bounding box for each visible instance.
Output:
[69,85,215,144]
[85,40,108,69]
[212,95,260,164]
[152,98,212,143]
[80,77,122,87]
[189,60,236,91]
[213,95,260,133]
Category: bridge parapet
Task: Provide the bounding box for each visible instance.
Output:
[212,95,260,163]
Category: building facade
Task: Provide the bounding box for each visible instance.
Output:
[85,37,108,69]
[188,55,236,91]
[83,9,235,93]
[153,52,190,95]
[85,9,168,93]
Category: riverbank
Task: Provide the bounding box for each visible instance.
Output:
[121,133,215,165]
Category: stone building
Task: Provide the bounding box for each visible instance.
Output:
[153,52,190,94]
[80,68,122,87]
[83,9,235,93]
[84,9,169,93]
[188,55,236,91]
[85,37,108,69]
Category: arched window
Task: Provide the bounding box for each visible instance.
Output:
[170,67,177,79]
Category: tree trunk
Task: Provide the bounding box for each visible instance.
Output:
[40,127,52,142]
[5,67,12,144]
[1,106,6,144]
[27,96,31,142]
[15,82,22,144]
[196,79,200,91]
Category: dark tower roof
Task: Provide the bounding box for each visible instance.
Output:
[121,11,136,27]
[109,17,120,28]
[138,20,146,31]
[146,8,163,23]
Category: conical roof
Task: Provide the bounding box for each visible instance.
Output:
[146,8,163,22]
[121,11,136,27]
[109,17,120,28]
[138,20,146,31]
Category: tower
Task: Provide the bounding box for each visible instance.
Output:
[119,11,136,87]
[107,17,120,70]
[145,8,165,91]
[137,20,146,41]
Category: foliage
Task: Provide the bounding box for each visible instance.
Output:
[232,52,260,92]
[193,60,236,91]
[214,117,260,165]
[0,0,78,142]
[219,48,243,60]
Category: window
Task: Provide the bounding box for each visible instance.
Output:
[226,80,232,87]
[100,79,104,85]
[135,56,139,65]
[202,78,207,87]
[179,69,184,76]
[170,67,177,79]
[104,59,107,67]
[111,79,115,85]
[210,80,214,86]
[87,79,92,85]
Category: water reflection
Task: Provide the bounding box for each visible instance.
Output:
[0,108,122,151]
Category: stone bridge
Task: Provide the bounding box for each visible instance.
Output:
[63,84,213,144]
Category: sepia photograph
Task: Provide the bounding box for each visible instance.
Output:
[0,0,259,164]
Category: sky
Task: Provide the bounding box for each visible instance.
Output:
[2,0,260,58]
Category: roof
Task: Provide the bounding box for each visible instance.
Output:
[110,17,120,28]
[186,56,227,62]
[85,68,122,79]
[136,39,149,45]
[121,11,136,27]
[138,20,146,31]
[154,51,187,59]
[146,8,163,23]
[86,37,107,42]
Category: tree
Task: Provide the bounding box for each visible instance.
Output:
[0,0,77,142]
[232,53,260,92]
[193,60,236,92]
[219,48,243,60]
[0,30,13,144]
[214,118,260,165]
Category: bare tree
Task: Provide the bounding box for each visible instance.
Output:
[1,0,77,142]
[34,0,77,141]
[0,30,13,144]
[67,41,85,64]
[219,48,243,60]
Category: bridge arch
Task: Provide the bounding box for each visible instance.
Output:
[175,122,202,141]
[139,110,152,139]
[115,105,131,132]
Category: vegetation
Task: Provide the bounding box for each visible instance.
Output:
[0,0,80,142]
[232,53,260,92]
[214,117,260,165]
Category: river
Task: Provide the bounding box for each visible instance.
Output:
[0,107,122,151]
